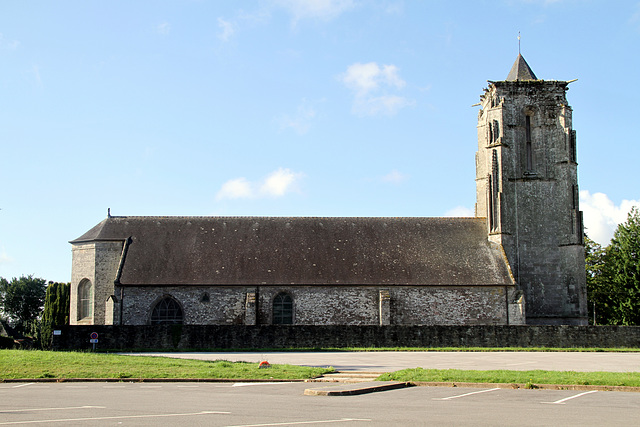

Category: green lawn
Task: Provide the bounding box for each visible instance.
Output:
[378,368,640,387]
[0,350,333,380]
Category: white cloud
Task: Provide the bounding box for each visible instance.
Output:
[217,17,235,41]
[216,177,253,200]
[156,21,171,35]
[273,0,355,24]
[340,62,413,116]
[260,168,303,197]
[381,169,408,184]
[216,168,304,200]
[444,206,475,217]
[580,190,640,246]
[277,100,317,135]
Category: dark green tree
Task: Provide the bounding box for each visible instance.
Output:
[585,234,613,324]
[605,207,640,325]
[0,275,47,336]
[40,281,70,349]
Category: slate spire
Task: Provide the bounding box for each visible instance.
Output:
[506,54,538,81]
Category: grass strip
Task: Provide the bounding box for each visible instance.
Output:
[377,368,640,387]
[105,346,640,353]
[0,350,332,380]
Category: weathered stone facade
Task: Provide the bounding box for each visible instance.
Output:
[475,55,587,325]
[69,54,586,328]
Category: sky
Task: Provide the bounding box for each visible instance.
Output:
[1,0,639,283]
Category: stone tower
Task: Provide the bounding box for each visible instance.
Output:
[475,54,588,325]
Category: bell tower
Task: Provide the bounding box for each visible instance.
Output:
[475,54,588,325]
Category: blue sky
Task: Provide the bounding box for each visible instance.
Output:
[1,0,639,282]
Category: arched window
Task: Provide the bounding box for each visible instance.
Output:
[273,293,293,325]
[78,279,93,320]
[150,297,183,325]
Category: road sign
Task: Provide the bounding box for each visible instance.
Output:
[90,339,98,344]
[90,332,98,340]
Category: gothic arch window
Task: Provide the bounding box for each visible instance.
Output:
[272,293,293,325]
[525,114,533,172]
[150,296,184,325]
[78,279,93,320]
[492,120,500,143]
[489,149,500,232]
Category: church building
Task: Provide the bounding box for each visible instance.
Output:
[69,55,588,327]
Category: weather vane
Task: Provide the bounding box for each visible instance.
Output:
[518,32,521,55]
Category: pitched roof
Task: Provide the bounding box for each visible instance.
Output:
[71,216,514,287]
[506,54,538,81]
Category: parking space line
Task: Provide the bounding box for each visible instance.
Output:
[0,406,105,414]
[542,390,598,405]
[434,388,501,401]
[0,410,231,425]
[222,418,372,427]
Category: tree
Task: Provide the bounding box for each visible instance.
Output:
[585,234,612,325]
[40,281,70,349]
[605,207,640,325]
[0,275,47,336]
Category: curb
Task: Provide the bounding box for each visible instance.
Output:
[304,381,412,396]
[410,381,640,393]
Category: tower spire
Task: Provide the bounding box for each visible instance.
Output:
[506,53,538,81]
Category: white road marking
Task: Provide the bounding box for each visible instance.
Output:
[177,385,200,388]
[222,418,371,427]
[542,390,598,405]
[0,406,104,414]
[11,384,35,388]
[0,410,231,425]
[232,382,292,387]
[434,388,501,400]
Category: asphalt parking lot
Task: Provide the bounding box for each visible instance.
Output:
[1,381,639,426]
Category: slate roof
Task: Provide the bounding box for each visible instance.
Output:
[506,54,538,81]
[71,216,514,287]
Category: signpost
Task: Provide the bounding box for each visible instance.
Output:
[90,332,98,351]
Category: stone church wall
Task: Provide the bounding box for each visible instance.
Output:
[52,325,640,350]
[118,285,514,326]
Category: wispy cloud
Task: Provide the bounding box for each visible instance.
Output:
[277,99,317,135]
[217,17,235,41]
[381,169,408,184]
[0,33,20,50]
[630,2,640,30]
[156,21,171,35]
[31,65,42,87]
[272,0,356,25]
[0,246,13,266]
[216,168,304,200]
[580,190,640,245]
[340,62,414,116]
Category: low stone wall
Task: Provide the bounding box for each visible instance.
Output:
[51,325,640,350]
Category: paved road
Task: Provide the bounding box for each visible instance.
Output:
[2,381,639,426]
[124,351,640,372]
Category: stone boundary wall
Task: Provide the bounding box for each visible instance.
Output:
[51,325,640,350]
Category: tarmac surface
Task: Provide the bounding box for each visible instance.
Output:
[123,351,640,372]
